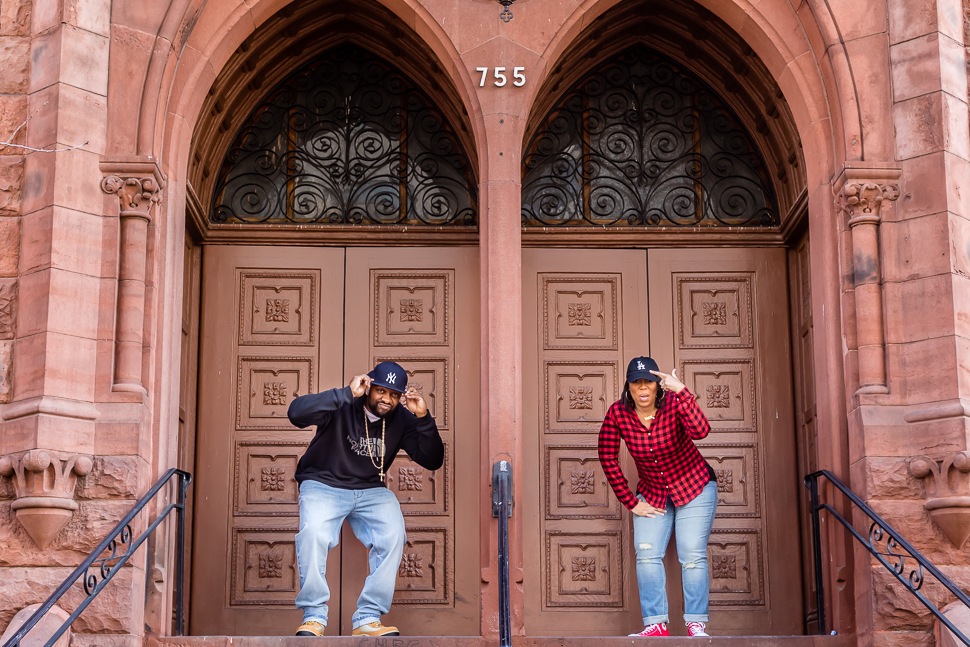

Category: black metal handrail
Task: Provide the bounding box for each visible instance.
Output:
[806,469,970,645]
[1,468,192,647]
[492,460,513,647]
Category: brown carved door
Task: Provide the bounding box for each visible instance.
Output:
[340,247,480,635]
[190,245,479,636]
[523,247,802,637]
[522,249,648,636]
[192,245,345,635]
[648,248,802,635]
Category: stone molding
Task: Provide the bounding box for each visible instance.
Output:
[100,157,165,395]
[910,452,970,548]
[0,450,94,549]
[833,164,902,397]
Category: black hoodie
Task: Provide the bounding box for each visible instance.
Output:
[289,386,444,489]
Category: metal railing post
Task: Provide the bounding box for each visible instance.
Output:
[0,468,192,647]
[174,471,189,635]
[806,473,826,635]
[805,469,970,646]
[492,460,513,647]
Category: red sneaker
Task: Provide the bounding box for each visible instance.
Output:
[629,623,669,637]
[686,621,709,637]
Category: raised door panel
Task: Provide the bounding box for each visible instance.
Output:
[648,248,801,635]
[191,246,345,636]
[523,249,646,636]
[341,248,480,635]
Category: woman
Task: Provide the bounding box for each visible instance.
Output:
[598,356,717,638]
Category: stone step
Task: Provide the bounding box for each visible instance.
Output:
[150,634,855,647]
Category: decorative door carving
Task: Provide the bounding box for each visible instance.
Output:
[522,249,647,635]
[649,248,801,634]
[341,248,480,635]
[192,246,344,635]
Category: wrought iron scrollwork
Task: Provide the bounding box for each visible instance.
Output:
[522,46,778,227]
[212,44,477,226]
[84,523,134,595]
[869,522,925,591]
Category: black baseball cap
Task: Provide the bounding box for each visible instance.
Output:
[369,361,408,393]
[626,356,660,383]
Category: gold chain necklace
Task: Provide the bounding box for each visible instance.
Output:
[363,409,387,481]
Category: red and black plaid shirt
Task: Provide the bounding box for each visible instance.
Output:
[598,388,712,509]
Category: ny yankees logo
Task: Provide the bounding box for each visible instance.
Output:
[386,372,397,384]
[637,361,645,370]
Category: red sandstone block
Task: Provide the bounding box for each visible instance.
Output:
[883,274,955,344]
[845,34,895,161]
[0,95,28,155]
[888,0,939,44]
[897,153,948,220]
[0,0,30,38]
[0,155,24,217]
[885,336,961,402]
[35,331,97,401]
[828,0,888,42]
[880,213,951,282]
[67,0,110,38]
[0,36,28,94]
[894,93,945,160]
[890,33,945,102]
[0,216,20,277]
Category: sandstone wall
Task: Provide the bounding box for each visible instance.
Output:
[0,0,27,403]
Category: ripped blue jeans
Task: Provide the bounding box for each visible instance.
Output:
[632,481,718,625]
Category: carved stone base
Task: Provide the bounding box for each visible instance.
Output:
[925,497,970,549]
[10,496,79,550]
[910,454,970,548]
[0,450,93,549]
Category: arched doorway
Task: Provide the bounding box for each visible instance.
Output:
[519,15,811,637]
[183,39,481,637]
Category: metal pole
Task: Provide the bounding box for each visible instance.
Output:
[808,474,826,635]
[174,472,188,635]
[493,461,512,647]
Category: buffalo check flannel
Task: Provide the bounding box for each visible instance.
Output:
[597,388,712,509]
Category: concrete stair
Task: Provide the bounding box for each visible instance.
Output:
[151,635,855,647]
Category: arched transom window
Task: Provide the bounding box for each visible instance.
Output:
[212,44,477,226]
[522,46,778,227]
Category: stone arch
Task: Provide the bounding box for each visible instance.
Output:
[148,0,486,201]
[524,0,857,196]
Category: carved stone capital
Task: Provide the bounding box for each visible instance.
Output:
[99,157,165,222]
[0,450,94,549]
[910,452,970,548]
[101,175,162,221]
[833,165,902,225]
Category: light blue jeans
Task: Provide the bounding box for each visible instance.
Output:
[633,481,718,625]
[295,480,406,629]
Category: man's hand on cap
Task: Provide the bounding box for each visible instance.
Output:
[403,387,428,418]
[349,374,372,398]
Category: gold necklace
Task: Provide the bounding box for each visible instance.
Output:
[363,410,386,481]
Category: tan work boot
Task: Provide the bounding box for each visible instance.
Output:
[352,622,400,637]
[295,621,325,636]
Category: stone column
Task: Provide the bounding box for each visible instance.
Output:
[834,166,900,395]
[100,164,163,395]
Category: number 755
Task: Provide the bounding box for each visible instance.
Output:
[476,67,526,87]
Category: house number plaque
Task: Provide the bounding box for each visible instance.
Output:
[476,66,526,87]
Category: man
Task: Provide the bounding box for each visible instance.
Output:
[288,361,444,637]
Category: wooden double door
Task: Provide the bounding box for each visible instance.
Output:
[190,246,480,636]
[523,248,803,636]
